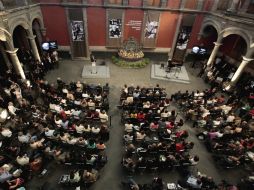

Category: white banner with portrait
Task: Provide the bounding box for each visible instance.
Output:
[71,21,84,41]
[109,19,122,38]
[145,20,158,39]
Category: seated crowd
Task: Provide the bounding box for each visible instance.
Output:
[120,84,254,189]
[119,84,199,175]
[200,55,254,103]
[171,88,254,169]
[0,74,110,189]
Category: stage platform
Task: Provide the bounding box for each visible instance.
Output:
[81,65,110,79]
[151,64,190,84]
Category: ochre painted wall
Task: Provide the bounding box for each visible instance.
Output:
[157,12,178,48]
[87,8,106,46]
[41,6,70,46]
[123,10,144,42]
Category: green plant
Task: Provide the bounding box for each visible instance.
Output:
[111,57,150,68]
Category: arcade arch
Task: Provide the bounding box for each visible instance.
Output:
[0,27,26,79]
[12,24,41,63]
[32,18,43,55]
[205,26,253,88]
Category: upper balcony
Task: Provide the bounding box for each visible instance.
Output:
[1,0,254,20]
[0,0,38,10]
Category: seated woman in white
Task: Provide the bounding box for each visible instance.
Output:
[136,131,146,141]
[125,123,133,133]
[76,123,85,134]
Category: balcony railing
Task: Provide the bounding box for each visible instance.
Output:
[0,0,38,10]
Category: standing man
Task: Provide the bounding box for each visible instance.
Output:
[90,53,97,74]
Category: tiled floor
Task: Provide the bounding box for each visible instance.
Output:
[81,64,110,79]
[26,58,247,190]
[151,64,190,84]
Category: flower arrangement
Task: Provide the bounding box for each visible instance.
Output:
[112,56,149,68]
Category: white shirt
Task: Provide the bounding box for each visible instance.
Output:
[68,138,78,145]
[226,115,235,123]
[8,105,17,115]
[91,127,100,134]
[95,95,102,101]
[45,129,55,137]
[99,112,108,123]
[125,124,133,133]
[72,110,81,117]
[1,128,12,137]
[76,125,85,134]
[16,156,29,166]
[18,134,31,143]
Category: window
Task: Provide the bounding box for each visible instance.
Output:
[217,0,230,10]
[146,0,161,7]
[108,0,123,5]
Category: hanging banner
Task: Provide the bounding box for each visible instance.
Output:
[109,19,122,38]
[124,10,144,42]
[107,9,123,47]
[70,21,84,41]
[145,21,158,39]
[142,11,160,48]
[144,12,159,39]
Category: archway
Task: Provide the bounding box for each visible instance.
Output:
[200,25,218,50]
[220,34,247,61]
[13,25,32,64]
[32,18,43,55]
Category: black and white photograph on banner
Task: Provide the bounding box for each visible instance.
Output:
[109,19,122,38]
[176,27,192,50]
[71,21,84,41]
[145,21,158,38]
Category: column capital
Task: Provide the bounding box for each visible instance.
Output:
[213,42,222,46]
[27,35,36,40]
[242,56,254,62]
[6,48,19,54]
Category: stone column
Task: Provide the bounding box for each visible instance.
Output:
[207,42,222,66]
[6,49,26,79]
[27,35,41,62]
[0,43,12,69]
[230,56,253,85]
